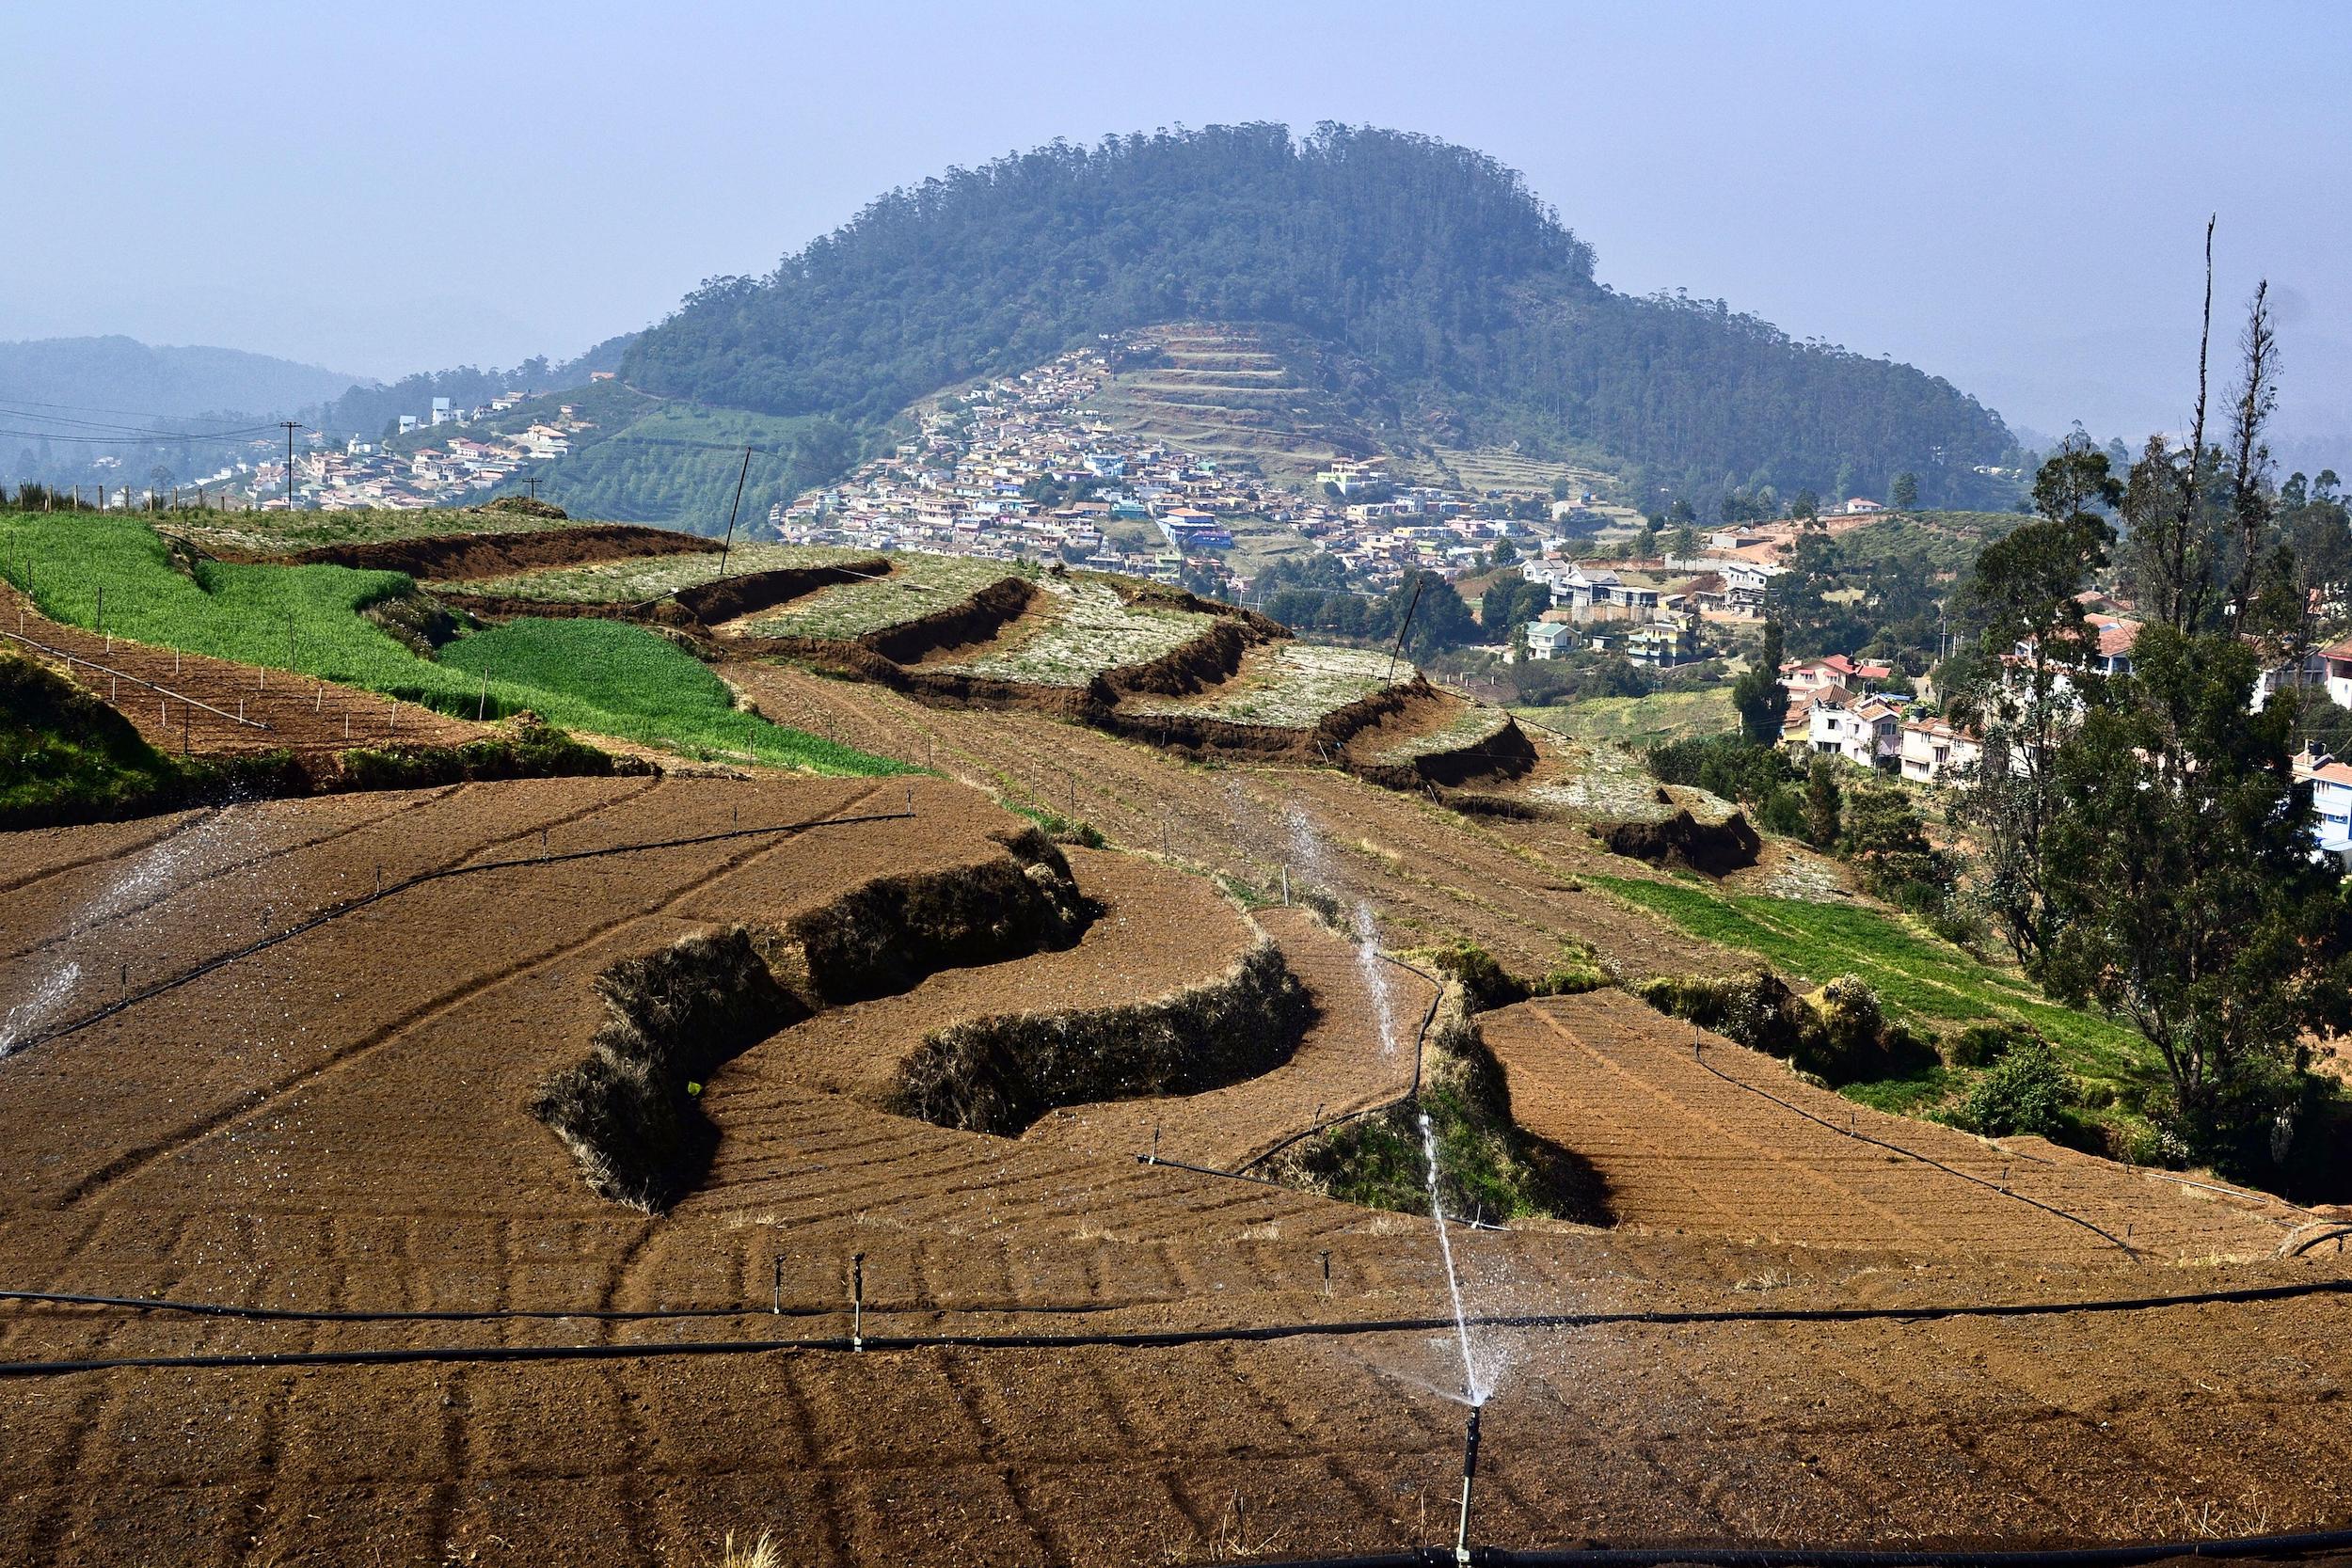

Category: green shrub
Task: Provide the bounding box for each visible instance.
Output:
[1418,939,1608,1012]
[1635,969,1930,1085]
[1275,983,1611,1225]
[1958,1041,2073,1138]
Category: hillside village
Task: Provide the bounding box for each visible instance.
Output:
[179,388,609,511]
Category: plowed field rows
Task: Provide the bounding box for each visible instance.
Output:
[1027,908,1434,1169]
[1484,990,2296,1264]
[718,664,1734,983]
[8,772,2352,1563]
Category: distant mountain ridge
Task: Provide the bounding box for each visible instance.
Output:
[623,122,2020,508]
[0,336,358,420]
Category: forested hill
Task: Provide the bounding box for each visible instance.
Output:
[624,123,2017,506]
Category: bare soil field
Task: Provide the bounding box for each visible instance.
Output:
[718,664,1720,985]
[5,582,486,758]
[1484,990,2297,1265]
[8,776,2352,1563]
[1026,906,1438,1169]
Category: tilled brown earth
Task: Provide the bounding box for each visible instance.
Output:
[7,779,2352,1564]
[720,663,1735,983]
[1485,991,2297,1265]
[1026,907,1437,1170]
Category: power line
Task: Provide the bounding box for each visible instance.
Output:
[0,425,280,446]
[0,394,294,424]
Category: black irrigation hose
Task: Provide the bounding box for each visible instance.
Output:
[1234,953,1444,1174]
[1692,1044,2140,1259]
[1258,1529,2352,1567]
[0,1288,1125,1325]
[9,1275,2352,1381]
[4,804,916,1058]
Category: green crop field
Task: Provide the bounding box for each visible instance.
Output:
[1128,641,1403,727]
[450,543,867,604]
[0,513,906,775]
[741,551,1027,641]
[436,621,901,769]
[1588,871,2156,1088]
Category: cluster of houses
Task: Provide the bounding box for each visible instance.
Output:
[1508,555,1785,669]
[199,389,602,511]
[1786,610,2352,863]
[768,340,1585,592]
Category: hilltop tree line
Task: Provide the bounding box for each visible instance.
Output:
[624,123,2015,506]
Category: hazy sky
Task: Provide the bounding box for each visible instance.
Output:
[7,1,2348,456]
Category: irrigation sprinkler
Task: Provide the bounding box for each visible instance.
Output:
[1320,1249,1332,1298]
[1452,1402,1485,1564]
[772,1257,783,1316]
[541,828,549,861]
[850,1253,866,1352]
[1149,1124,1161,1165]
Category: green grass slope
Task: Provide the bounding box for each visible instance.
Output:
[0,513,907,775]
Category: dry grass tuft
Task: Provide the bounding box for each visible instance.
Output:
[715,1529,786,1568]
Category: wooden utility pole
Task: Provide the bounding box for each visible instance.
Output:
[279,421,305,510]
[718,446,752,577]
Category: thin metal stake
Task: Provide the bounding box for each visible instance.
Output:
[850,1252,866,1351]
[772,1256,783,1315]
[1320,1249,1332,1298]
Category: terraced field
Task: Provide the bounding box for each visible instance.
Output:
[934,577,1214,687]
[8,771,2352,1565]
[442,543,870,603]
[1126,641,1406,727]
[736,553,1028,641]
[1089,325,1379,480]
[1483,990,2292,1263]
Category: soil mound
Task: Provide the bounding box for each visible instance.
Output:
[1600,806,1762,875]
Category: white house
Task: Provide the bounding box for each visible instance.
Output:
[1806,694,1904,768]
[1899,718,1983,784]
[2322,637,2352,710]
[1523,620,1577,661]
[2296,751,2352,861]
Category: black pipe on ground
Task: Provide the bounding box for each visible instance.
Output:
[1249,1528,2352,1567]
[9,1274,2352,1380]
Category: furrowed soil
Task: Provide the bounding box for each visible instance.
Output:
[8,726,2352,1563]
[721,662,1733,984]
